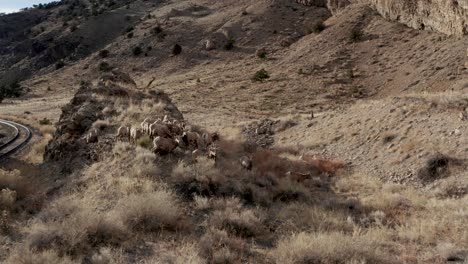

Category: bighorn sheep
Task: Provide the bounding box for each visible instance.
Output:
[207,144,219,160]
[141,118,153,134]
[130,127,144,143]
[167,123,183,136]
[86,129,98,144]
[162,115,170,123]
[240,156,253,170]
[153,136,179,154]
[116,126,130,141]
[197,132,211,151]
[149,122,172,138]
[182,131,200,149]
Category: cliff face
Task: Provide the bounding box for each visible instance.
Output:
[296,0,468,36]
[367,0,468,36]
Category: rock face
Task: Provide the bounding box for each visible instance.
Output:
[295,0,468,36]
[367,0,468,36]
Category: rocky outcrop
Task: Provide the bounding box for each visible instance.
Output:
[45,72,183,173]
[367,0,468,36]
[295,0,468,36]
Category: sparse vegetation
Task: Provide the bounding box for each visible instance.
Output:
[136,135,152,149]
[132,46,142,56]
[252,68,270,82]
[172,44,182,56]
[55,60,65,69]
[1,1,467,263]
[39,118,51,125]
[305,20,326,34]
[349,27,364,42]
[256,48,267,59]
[224,37,235,50]
[0,82,23,101]
[98,61,112,72]
[99,49,110,58]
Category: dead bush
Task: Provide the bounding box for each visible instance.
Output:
[270,203,354,234]
[113,190,186,232]
[199,228,247,263]
[417,154,455,181]
[0,188,17,210]
[27,208,128,257]
[208,198,264,238]
[0,169,44,213]
[171,143,339,206]
[145,242,203,264]
[90,247,127,264]
[304,20,326,34]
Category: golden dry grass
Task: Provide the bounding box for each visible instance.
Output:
[270,231,392,264]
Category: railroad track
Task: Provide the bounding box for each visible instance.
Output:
[0,119,32,161]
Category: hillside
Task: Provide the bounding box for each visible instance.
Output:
[0,0,467,263]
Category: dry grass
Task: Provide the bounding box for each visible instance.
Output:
[113,190,185,232]
[25,132,53,164]
[270,231,392,264]
[26,206,128,257]
[4,128,467,263]
[0,169,43,213]
[3,88,467,264]
[335,172,468,262]
[0,189,17,211]
[5,248,77,264]
[199,228,248,263]
[208,198,264,238]
[146,242,203,264]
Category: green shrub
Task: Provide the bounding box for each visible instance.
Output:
[257,49,267,59]
[99,49,109,58]
[98,62,112,72]
[132,46,142,56]
[0,82,24,100]
[224,37,235,50]
[151,26,162,35]
[39,118,51,125]
[79,80,90,88]
[252,69,270,82]
[55,60,65,69]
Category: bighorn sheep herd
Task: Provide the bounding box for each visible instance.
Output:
[115,115,219,158]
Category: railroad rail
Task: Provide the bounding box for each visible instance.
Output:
[0,119,32,161]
